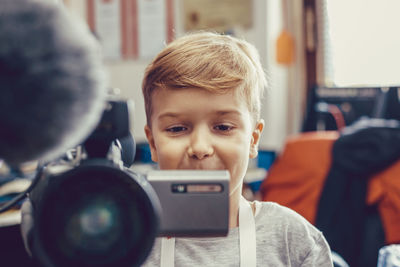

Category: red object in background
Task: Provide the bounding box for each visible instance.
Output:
[260,131,400,245]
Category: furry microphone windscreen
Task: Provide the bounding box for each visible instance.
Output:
[0,0,108,166]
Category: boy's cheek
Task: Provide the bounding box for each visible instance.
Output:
[153,142,183,168]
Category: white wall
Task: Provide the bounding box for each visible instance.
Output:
[66,0,301,151]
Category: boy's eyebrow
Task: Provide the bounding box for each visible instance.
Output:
[157,110,243,120]
[214,110,242,116]
[157,112,181,120]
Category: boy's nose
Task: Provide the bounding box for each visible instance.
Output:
[187,127,214,160]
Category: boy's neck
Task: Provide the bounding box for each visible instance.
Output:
[229,190,242,228]
[229,187,256,228]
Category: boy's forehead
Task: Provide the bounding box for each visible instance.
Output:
[150,87,250,116]
[151,86,243,104]
[147,87,258,129]
[151,86,244,100]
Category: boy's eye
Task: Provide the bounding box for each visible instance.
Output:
[166,126,187,133]
[214,124,233,131]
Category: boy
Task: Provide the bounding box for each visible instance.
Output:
[141,32,333,266]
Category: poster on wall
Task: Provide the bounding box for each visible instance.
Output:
[87,0,174,60]
[182,0,253,33]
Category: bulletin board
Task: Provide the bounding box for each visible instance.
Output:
[86,0,174,60]
[182,0,253,32]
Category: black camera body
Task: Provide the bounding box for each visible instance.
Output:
[28,100,160,267]
[26,99,229,267]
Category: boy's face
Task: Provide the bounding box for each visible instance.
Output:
[145,87,263,196]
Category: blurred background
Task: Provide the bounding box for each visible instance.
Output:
[1,0,400,266]
[60,0,400,157]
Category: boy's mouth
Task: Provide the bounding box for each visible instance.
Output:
[179,163,225,171]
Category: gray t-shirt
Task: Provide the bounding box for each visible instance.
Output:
[142,201,333,266]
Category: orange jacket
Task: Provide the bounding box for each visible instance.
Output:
[260,131,400,244]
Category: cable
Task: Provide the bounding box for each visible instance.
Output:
[315,102,346,131]
[328,104,346,131]
[0,164,46,214]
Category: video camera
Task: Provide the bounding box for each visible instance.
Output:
[24,99,229,267]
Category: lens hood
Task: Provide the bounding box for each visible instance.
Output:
[30,159,160,267]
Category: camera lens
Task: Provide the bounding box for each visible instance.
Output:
[63,196,122,254]
[31,162,160,267]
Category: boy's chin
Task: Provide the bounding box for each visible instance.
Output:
[177,165,226,171]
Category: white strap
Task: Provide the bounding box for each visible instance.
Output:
[239,196,257,267]
[161,237,175,267]
[160,196,257,267]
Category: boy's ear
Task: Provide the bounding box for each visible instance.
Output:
[249,119,264,159]
[144,125,158,163]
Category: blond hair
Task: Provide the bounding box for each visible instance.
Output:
[142,31,267,126]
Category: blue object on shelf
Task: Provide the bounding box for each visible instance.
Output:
[257,150,276,170]
[248,181,263,192]
[134,142,153,163]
